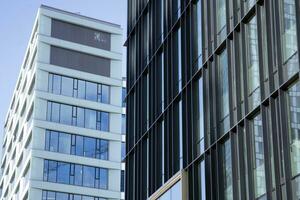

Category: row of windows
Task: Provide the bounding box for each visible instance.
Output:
[45,130,109,160]
[42,190,106,200]
[48,73,110,104]
[51,19,111,51]
[47,101,109,132]
[43,160,108,189]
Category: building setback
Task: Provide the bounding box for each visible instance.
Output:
[0,5,124,200]
[125,0,300,199]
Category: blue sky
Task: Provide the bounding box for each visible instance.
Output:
[0,0,127,148]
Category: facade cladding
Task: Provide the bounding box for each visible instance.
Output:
[125,0,300,200]
[0,5,125,200]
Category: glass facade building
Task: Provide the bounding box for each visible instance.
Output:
[0,5,124,200]
[125,0,300,199]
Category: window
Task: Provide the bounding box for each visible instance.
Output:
[51,19,111,51]
[121,142,126,160]
[43,160,108,189]
[45,130,109,160]
[50,46,111,77]
[47,102,109,131]
[61,76,73,97]
[173,28,182,94]
[251,113,266,198]
[194,78,205,155]
[49,73,110,104]
[198,161,206,200]
[193,0,203,71]
[280,0,299,78]
[158,180,182,200]
[218,49,230,134]
[246,16,261,111]
[42,190,106,200]
[122,114,126,134]
[122,87,126,107]
[222,139,233,200]
[216,0,227,43]
[121,170,125,192]
[287,81,300,177]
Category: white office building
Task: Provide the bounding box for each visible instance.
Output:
[0,5,124,200]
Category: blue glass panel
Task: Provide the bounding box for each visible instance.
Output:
[100,140,109,160]
[84,137,96,158]
[101,112,109,131]
[56,192,69,200]
[52,74,61,94]
[51,102,60,123]
[57,162,70,184]
[59,132,71,154]
[61,76,74,97]
[78,80,86,99]
[48,160,57,182]
[77,107,85,127]
[85,109,96,129]
[100,168,108,189]
[101,85,110,103]
[76,136,84,156]
[60,104,72,125]
[86,82,97,101]
[75,164,83,186]
[49,131,58,152]
[83,166,95,187]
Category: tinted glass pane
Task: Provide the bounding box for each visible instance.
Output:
[48,161,57,182]
[100,168,108,189]
[60,104,72,125]
[86,82,97,101]
[84,137,96,158]
[83,166,95,187]
[49,131,58,152]
[61,76,74,97]
[101,85,110,103]
[57,162,70,184]
[52,74,61,94]
[85,109,96,129]
[77,107,85,127]
[76,136,84,156]
[101,112,109,131]
[75,165,83,186]
[45,130,50,151]
[56,192,68,200]
[59,132,71,154]
[51,102,60,123]
[78,80,86,99]
[171,181,181,200]
[122,114,126,134]
[100,140,109,160]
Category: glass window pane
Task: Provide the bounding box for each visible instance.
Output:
[56,192,68,200]
[86,82,97,101]
[121,142,125,160]
[287,82,300,176]
[45,130,50,151]
[57,162,70,184]
[100,140,109,160]
[100,168,108,189]
[85,109,96,129]
[48,74,53,92]
[52,75,61,94]
[78,80,86,99]
[51,102,60,123]
[49,131,59,152]
[59,132,71,154]
[223,140,233,200]
[84,137,96,158]
[61,76,74,97]
[122,114,126,134]
[251,114,266,198]
[75,164,83,186]
[101,112,109,131]
[76,136,84,156]
[48,160,57,182]
[83,166,95,187]
[217,0,226,42]
[171,181,181,200]
[101,85,110,103]
[60,104,72,125]
[77,107,85,127]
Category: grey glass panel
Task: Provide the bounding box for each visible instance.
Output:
[217,0,226,42]
[59,132,71,154]
[50,46,110,77]
[83,166,95,187]
[100,140,109,160]
[86,82,97,101]
[122,114,126,134]
[223,140,233,200]
[61,76,73,97]
[85,109,96,129]
[171,181,181,200]
[60,104,72,125]
[52,19,111,51]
